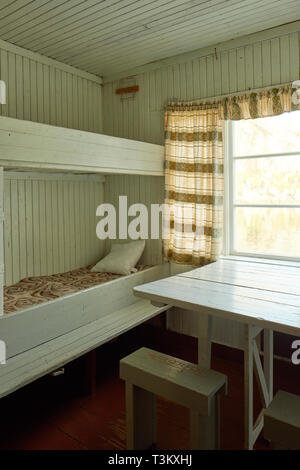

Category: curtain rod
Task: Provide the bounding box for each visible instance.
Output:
[168,81,294,106]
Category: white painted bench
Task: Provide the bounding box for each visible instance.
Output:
[120,347,227,450]
[0,300,169,399]
[264,390,300,449]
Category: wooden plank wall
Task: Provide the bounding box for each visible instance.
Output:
[104,175,164,266]
[4,172,105,286]
[103,31,300,145]
[0,40,103,133]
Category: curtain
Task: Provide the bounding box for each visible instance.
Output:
[163,102,224,266]
[220,85,300,120]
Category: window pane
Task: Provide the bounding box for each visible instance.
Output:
[235,156,300,204]
[234,207,300,258]
[233,111,300,157]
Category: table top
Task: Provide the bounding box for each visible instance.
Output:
[134,259,300,336]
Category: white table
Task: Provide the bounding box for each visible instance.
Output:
[134,259,300,449]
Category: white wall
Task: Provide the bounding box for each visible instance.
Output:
[103,27,300,144]
[0,38,103,133]
[4,172,105,286]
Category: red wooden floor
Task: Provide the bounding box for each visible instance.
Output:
[0,324,299,450]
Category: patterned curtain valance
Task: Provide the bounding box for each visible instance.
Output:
[220,85,300,120]
[165,101,221,112]
[166,84,300,121]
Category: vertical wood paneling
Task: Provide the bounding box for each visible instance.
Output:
[3,173,105,286]
[206,55,214,97]
[253,42,263,88]
[289,32,299,80]
[245,45,254,90]
[271,38,280,84]
[30,60,37,122]
[236,47,245,92]
[262,39,272,86]
[25,179,33,276]
[17,179,26,280]
[103,31,300,145]
[0,42,103,133]
[3,179,12,285]
[8,52,16,118]
[104,175,164,266]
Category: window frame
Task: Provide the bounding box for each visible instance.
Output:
[223,119,300,263]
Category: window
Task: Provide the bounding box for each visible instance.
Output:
[225,111,300,261]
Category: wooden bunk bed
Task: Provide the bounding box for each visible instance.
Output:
[0,116,164,175]
[0,116,169,399]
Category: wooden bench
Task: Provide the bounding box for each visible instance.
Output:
[120,347,227,450]
[264,390,300,449]
[0,300,169,399]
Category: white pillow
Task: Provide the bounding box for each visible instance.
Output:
[91,240,146,275]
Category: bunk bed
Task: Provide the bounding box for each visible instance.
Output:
[0,116,164,175]
[0,116,169,399]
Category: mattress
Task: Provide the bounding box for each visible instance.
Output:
[4,265,148,314]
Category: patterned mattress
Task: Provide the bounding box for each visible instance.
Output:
[4,265,148,314]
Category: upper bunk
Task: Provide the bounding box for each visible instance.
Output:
[0,116,164,176]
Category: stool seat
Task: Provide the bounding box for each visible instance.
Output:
[120,347,227,450]
[120,347,227,414]
[264,390,300,449]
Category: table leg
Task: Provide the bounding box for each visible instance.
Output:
[244,325,254,450]
[191,313,215,450]
[264,329,274,403]
[244,325,274,450]
[197,313,212,369]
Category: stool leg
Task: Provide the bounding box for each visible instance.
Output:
[126,382,156,450]
[190,395,219,450]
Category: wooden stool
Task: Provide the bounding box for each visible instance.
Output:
[120,347,227,450]
[264,390,300,449]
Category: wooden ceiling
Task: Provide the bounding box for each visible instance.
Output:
[1,0,300,78]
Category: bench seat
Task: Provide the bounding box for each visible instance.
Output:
[0,299,169,399]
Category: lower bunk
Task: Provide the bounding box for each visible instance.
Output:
[0,264,170,399]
